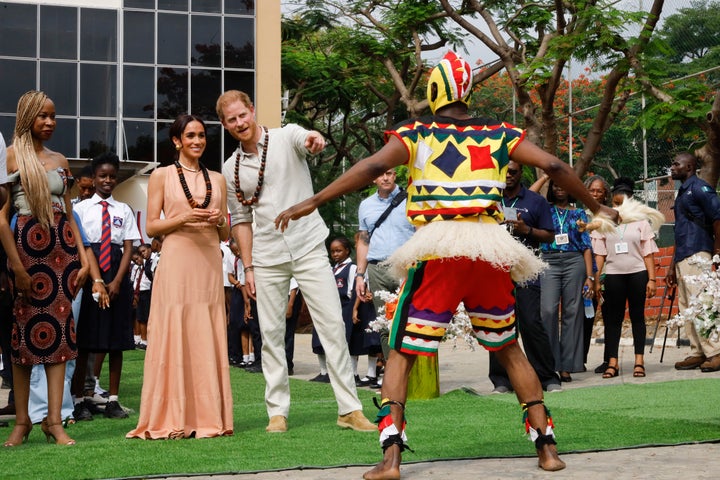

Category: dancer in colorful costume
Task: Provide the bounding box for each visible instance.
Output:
[275,51,618,479]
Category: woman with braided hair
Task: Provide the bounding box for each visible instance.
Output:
[0,90,96,446]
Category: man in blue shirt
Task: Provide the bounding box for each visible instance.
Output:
[667,152,720,372]
[489,161,561,392]
[355,169,414,386]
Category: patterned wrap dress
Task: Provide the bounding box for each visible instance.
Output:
[7,168,79,365]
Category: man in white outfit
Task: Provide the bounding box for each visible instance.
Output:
[217,90,375,433]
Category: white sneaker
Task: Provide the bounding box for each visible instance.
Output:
[86,392,109,405]
[94,378,109,397]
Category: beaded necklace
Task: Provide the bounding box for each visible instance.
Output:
[175,160,212,209]
[234,126,268,206]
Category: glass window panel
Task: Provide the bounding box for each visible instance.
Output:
[124,0,154,9]
[223,70,254,99]
[191,69,220,120]
[124,11,154,64]
[124,66,155,118]
[123,120,155,162]
[0,3,36,57]
[47,118,77,159]
[158,0,188,12]
[158,13,187,65]
[201,123,222,172]
[157,67,188,120]
[0,117,16,144]
[156,122,176,166]
[224,17,254,68]
[0,60,37,114]
[80,8,117,62]
[40,62,78,116]
[191,15,221,67]
[223,129,238,162]
[40,6,77,60]
[225,0,254,15]
[193,0,221,14]
[80,119,116,158]
[80,64,117,117]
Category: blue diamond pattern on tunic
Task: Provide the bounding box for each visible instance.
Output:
[432,142,464,178]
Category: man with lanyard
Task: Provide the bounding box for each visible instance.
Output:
[356,169,414,386]
[489,160,562,393]
[667,152,720,372]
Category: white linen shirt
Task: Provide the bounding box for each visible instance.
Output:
[223,124,329,267]
[74,193,141,245]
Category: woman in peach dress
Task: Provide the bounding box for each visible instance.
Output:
[127,114,233,439]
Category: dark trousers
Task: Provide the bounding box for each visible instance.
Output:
[284,291,303,370]
[247,299,261,362]
[603,271,648,358]
[227,288,247,362]
[489,284,560,389]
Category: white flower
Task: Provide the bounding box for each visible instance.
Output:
[668,253,720,341]
[366,290,477,350]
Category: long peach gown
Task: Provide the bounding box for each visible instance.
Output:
[127,165,233,439]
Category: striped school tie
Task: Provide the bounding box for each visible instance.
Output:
[99,200,111,272]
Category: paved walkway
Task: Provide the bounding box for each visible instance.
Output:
[3,333,719,479]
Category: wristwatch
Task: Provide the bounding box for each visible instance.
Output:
[587,275,595,281]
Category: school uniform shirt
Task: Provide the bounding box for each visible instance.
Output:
[131,262,152,292]
[73,193,141,245]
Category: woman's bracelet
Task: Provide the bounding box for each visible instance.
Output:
[243,265,254,273]
[94,279,105,284]
[648,279,656,282]
[216,215,227,228]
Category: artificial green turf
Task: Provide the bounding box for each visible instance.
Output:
[2,350,720,479]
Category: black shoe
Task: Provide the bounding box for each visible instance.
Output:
[309,373,330,383]
[1,378,11,389]
[594,362,609,374]
[73,402,94,422]
[288,367,294,376]
[245,363,263,373]
[0,403,16,415]
[357,376,377,387]
[83,398,104,415]
[104,400,129,419]
[135,342,147,350]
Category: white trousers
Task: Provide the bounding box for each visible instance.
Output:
[255,242,362,418]
[676,253,720,358]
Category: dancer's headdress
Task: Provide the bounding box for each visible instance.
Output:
[427,51,473,114]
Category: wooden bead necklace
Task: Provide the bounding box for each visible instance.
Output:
[234,126,268,206]
[175,160,212,209]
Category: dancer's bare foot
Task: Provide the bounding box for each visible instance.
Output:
[537,443,566,471]
[363,444,401,480]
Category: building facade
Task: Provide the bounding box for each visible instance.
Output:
[0,0,281,175]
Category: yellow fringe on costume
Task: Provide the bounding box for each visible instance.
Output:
[384,220,546,285]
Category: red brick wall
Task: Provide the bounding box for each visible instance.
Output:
[643,246,678,321]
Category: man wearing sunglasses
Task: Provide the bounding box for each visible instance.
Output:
[488,160,561,394]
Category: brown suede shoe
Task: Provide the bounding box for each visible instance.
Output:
[700,354,720,372]
[265,415,287,433]
[674,355,706,370]
[337,410,376,432]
